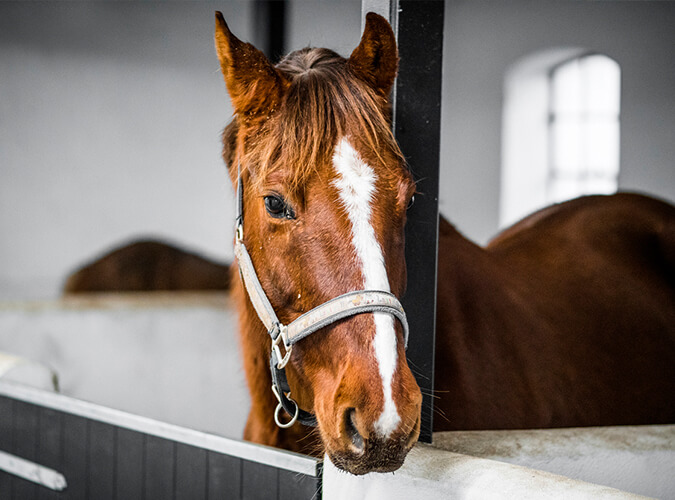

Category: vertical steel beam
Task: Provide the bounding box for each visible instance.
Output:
[253,0,288,63]
[362,0,444,444]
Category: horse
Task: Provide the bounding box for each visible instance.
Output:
[214,12,675,475]
[63,239,230,293]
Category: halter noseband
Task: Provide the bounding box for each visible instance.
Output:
[234,165,409,428]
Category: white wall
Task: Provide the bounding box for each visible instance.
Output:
[0,2,251,299]
[1,1,674,298]
[0,1,364,301]
[0,294,248,437]
[441,0,675,243]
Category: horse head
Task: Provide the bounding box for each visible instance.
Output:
[215,11,422,475]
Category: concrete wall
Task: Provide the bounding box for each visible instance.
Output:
[0,1,362,301]
[0,293,248,438]
[323,443,657,500]
[432,427,675,499]
[0,2,249,299]
[1,1,674,295]
[442,0,675,243]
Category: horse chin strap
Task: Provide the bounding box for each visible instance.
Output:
[233,167,409,429]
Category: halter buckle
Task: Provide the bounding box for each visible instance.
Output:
[271,324,292,369]
[235,222,243,243]
[271,384,299,428]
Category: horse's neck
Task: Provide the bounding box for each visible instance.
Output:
[436,216,513,321]
[435,216,538,371]
[434,217,564,428]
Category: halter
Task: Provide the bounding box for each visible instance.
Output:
[234,165,409,428]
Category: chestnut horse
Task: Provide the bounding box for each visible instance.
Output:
[215,12,675,475]
[63,239,230,293]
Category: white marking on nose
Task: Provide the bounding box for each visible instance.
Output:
[332,138,401,438]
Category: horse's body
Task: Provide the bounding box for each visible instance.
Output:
[214,12,675,475]
[63,239,230,293]
[435,193,675,430]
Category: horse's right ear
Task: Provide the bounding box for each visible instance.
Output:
[215,12,287,122]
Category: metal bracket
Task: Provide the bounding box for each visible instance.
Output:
[271,324,292,369]
[271,384,299,429]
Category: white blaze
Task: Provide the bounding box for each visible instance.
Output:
[332,138,400,437]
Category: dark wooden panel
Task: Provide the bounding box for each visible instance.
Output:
[175,442,207,500]
[278,468,321,500]
[0,471,14,498]
[61,413,90,500]
[241,460,278,500]
[207,451,241,500]
[144,434,175,500]
[0,396,15,494]
[115,428,144,500]
[395,0,445,443]
[0,392,323,500]
[37,407,63,500]
[13,400,39,500]
[0,396,15,450]
[88,420,115,500]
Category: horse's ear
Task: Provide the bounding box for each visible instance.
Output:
[348,12,398,96]
[214,11,287,121]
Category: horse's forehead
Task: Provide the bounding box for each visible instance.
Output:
[331,139,376,185]
[329,138,410,198]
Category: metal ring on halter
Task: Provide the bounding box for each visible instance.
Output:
[271,324,292,369]
[272,385,299,428]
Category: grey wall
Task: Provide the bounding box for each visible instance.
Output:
[442,0,675,243]
[0,295,248,437]
[0,2,251,299]
[1,1,674,298]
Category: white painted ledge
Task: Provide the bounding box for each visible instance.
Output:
[323,443,651,499]
[433,427,675,499]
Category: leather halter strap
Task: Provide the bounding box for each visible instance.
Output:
[234,167,409,428]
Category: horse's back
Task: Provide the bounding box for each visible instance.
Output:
[435,193,675,430]
[490,193,674,259]
[489,193,675,301]
[63,239,231,293]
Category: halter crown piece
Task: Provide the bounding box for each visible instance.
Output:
[234,163,410,428]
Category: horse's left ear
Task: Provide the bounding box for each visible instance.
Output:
[215,11,287,121]
[348,12,399,97]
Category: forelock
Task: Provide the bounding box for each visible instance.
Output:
[238,47,404,192]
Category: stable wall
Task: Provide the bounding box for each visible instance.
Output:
[1,296,673,498]
[1,1,674,297]
[441,0,675,243]
[0,293,247,437]
[0,1,363,301]
[0,2,247,299]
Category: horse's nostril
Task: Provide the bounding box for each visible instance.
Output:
[344,408,365,453]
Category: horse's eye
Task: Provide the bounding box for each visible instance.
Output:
[407,195,415,210]
[264,195,294,219]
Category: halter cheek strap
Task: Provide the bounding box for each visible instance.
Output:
[234,167,409,428]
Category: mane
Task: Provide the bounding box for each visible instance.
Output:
[226,47,404,191]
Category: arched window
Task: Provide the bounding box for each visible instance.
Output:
[548,54,621,203]
[500,51,621,227]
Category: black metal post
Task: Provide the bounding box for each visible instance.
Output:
[363,0,444,444]
[253,0,288,63]
[396,0,443,444]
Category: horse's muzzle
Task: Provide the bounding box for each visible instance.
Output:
[327,410,421,475]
